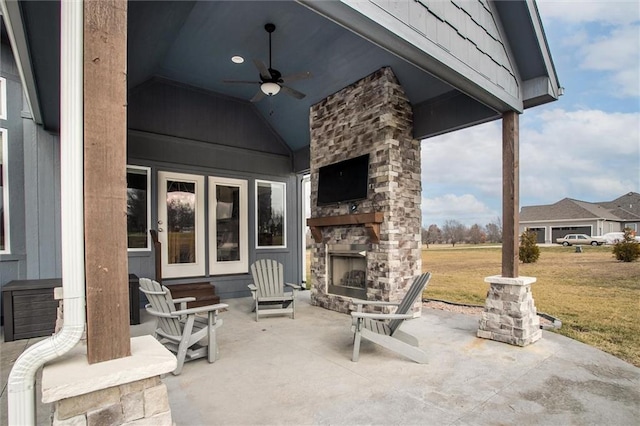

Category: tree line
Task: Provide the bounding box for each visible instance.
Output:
[422,219,502,247]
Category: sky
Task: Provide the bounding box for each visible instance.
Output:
[421,0,640,228]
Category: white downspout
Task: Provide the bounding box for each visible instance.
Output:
[7,1,85,424]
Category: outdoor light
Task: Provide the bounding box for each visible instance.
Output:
[260,82,281,96]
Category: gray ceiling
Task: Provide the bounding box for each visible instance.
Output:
[128,1,454,151]
[20,0,455,152]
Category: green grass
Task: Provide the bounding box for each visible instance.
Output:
[422,244,640,367]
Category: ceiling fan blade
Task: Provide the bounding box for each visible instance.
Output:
[253,59,271,80]
[250,90,267,103]
[280,85,306,100]
[222,80,261,84]
[281,71,312,83]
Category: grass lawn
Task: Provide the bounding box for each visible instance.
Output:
[422,244,640,367]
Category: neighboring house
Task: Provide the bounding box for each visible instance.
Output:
[520,192,640,243]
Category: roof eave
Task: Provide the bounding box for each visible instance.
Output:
[522,0,562,106]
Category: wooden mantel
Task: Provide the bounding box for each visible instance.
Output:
[306,212,384,244]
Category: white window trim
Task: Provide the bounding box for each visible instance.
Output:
[127,165,151,252]
[208,176,248,275]
[0,77,6,120]
[0,128,9,254]
[255,179,287,249]
[158,171,205,278]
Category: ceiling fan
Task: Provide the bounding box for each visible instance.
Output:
[224,23,312,103]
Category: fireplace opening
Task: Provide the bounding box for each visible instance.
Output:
[327,244,368,299]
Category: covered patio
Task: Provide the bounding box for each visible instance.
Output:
[0,0,568,422]
[3,292,639,425]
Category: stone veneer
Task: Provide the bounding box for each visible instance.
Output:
[309,67,421,314]
[51,376,171,425]
[477,275,542,346]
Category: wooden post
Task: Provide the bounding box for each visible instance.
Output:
[84,0,130,363]
[502,111,519,278]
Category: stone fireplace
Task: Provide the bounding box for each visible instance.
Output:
[308,67,422,314]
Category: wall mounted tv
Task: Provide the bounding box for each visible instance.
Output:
[317,154,370,206]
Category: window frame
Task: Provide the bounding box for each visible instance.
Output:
[208,176,248,275]
[126,165,151,252]
[0,128,10,254]
[255,179,287,249]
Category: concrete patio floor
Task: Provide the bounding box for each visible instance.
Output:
[2,290,639,425]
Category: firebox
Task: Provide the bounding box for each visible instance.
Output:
[327,244,368,299]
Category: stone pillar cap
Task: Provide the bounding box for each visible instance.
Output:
[484,275,537,285]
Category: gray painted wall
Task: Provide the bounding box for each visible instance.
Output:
[127,138,302,300]
[128,80,302,299]
[1,57,303,322]
[1,40,62,319]
[1,42,28,295]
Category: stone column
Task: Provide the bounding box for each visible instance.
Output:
[308,67,421,314]
[477,275,541,346]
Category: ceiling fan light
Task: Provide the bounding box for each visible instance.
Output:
[261,82,281,96]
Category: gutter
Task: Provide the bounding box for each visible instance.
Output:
[7,2,85,424]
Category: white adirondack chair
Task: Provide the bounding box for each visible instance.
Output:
[351,272,432,363]
[248,259,301,321]
[139,278,228,375]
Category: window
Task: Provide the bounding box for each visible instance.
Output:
[0,128,9,253]
[126,165,151,250]
[256,180,286,248]
[209,177,248,274]
[0,77,6,120]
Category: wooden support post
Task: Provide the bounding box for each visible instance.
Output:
[84,0,130,363]
[502,111,519,278]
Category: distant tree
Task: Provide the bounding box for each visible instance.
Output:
[612,227,640,262]
[442,220,467,247]
[468,224,486,244]
[485,220,502,243]
[519,229,540,263]
[423,224,442,247]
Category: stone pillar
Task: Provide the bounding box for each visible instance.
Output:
[477,275,541,346]
[42,336,176,425]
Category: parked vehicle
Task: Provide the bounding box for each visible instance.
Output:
[555,234,606,246]
[602,232,625,245]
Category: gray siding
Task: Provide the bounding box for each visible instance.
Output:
[128,144,301,300]
[1,42,29,295]
[128,78,291,157]
[2,41,62,318]
[127,78,302,299]
[339,0,521,108]
[23,119,61,279]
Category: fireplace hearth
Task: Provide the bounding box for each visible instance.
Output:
[327,244,368,299]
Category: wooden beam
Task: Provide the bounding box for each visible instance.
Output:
[84,0,130,363]
[307,213,384,244]
[502,111,519,278]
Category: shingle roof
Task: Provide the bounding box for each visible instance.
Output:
[595,192,640,221]
[520,194,637,222]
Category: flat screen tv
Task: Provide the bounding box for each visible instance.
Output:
[317,154,369,206]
